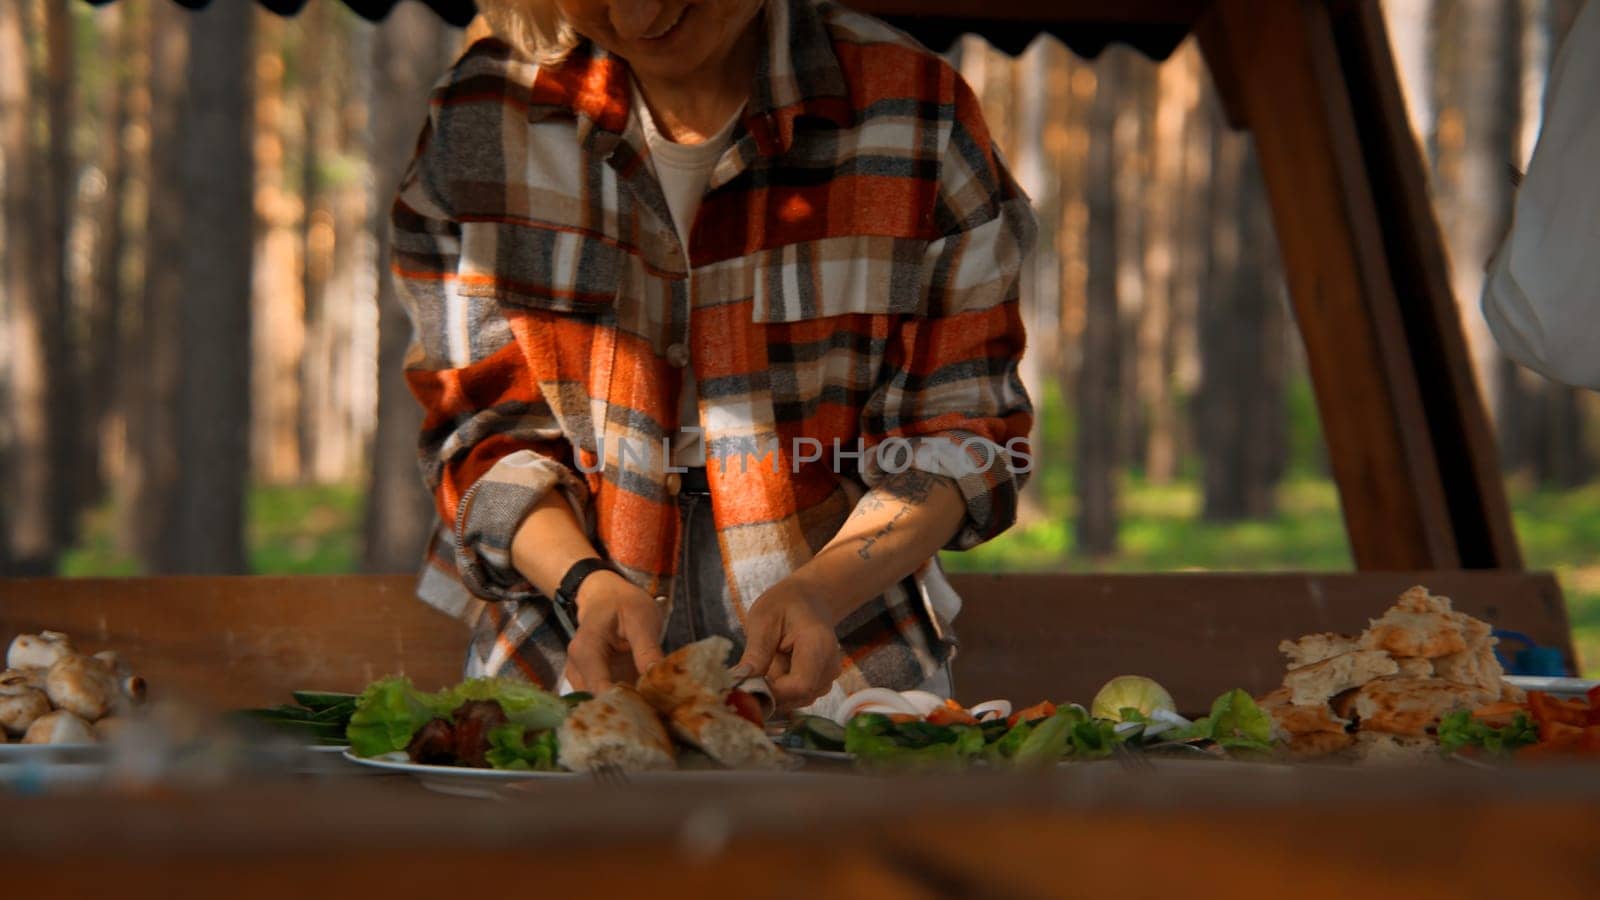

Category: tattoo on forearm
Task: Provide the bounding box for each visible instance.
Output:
[848,470,955,559]
[856,504,912,560]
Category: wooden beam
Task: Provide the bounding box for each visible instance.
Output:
[1325,0,1522,569]
[1195,0,1461,569]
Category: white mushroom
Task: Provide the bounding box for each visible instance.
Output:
[0,671,52,737]
[7,631,74,670]
[93,716,129,742]
[22,710,97,745]
[93,650,147,707]
[46,654,118,721]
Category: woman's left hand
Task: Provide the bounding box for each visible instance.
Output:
[731,578,843,710]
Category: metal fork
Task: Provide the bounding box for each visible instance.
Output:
[591,763,630,786]
[1112,742,1155,773]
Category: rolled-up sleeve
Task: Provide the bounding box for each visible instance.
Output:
[391,109,589,600]
[858,73,1038,550]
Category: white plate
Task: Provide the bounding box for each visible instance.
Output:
[1504,675,1598,699]
[0,743,108,763]
[342,750,572,779]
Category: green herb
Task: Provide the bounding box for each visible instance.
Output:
[345,677,442,757]
[1163,689,1273,753]
[485,724,561,771]
[1437,711,1538,757]
[844,713,984,770]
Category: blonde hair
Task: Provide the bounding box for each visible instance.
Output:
[475,0,583,66]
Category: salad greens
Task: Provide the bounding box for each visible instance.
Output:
[1437,710,1539,757]
[234,691,359,745]
[816,688,1278,770]
[485,724,562,771]
[344,676,569,761]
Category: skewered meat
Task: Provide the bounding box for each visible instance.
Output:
[449,700,508,768]
[405,718,456,766]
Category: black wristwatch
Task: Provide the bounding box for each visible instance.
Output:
[550,557,614,639]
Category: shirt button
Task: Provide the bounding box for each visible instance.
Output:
[665,472,682,496]
[666,343,690,368]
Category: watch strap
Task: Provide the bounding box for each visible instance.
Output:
[550,557,612,639]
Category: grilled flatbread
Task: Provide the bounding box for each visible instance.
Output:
[1395,656,1434,678]
[667,701,789,770]
[1359,587,1469,659]
[558,684,676,773]
[1347,732,1439,765]
[1283,650,1399,706]
[1257,687,1349,736]
[637,636,736,714]
[1278,633,1359,670]
[1283,730,1356,759]
[1347,676,1497,736]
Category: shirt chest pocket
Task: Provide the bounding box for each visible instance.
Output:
[454,219,623,314]
[746,234,930,323]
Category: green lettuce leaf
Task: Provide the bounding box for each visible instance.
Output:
[439,678,567,731]
[485,724,561,771]
[345,677,441,757]
[1206,689,1273,751]
[845,713,985,770]
[1437,710,1539,757]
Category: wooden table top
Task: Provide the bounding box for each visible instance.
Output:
[4,761,1599,898]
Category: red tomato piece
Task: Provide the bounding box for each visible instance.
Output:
[724,689,764,727]
[1528,692,1589,728]
[1007,701,1057,728]
[926,706,979,726]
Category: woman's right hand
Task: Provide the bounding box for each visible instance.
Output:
[563,572,666,692]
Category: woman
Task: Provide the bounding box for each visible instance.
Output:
[392,0,1035,712]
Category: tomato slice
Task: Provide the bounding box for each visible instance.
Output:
[1007,700,1057,728]
[1528,691,1589,728]
[926,705,979,726]
[725,689,764,727]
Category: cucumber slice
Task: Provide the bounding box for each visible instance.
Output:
[797,715,847,751]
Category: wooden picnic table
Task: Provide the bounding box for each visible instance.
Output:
[3,757,1599,898]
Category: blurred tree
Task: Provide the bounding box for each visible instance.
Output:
[0,0,37,572]
[86,1,139,506]
[125,0,187,569]
[171,0,254,572]
[1196,132,1286,521]
[1075,52,1126,559]
[361,4,458,572]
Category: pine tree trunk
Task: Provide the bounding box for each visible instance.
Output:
[126,0,187,570]
[87,1,138,506]
[41,0,81,555]
[171,0,254,573]
[361,5,455,573]
[1075,53,1124,559]
[298,3,329,485]
[0,0,46,572]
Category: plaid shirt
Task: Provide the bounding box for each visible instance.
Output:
[392,0,1036,691]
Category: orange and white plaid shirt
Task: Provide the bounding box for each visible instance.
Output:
[392,0,1036,690]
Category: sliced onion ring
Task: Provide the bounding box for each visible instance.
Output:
[969,700,1013,721]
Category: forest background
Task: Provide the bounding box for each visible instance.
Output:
[2,0,1595,675]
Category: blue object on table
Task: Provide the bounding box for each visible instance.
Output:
[1492,629,1570,676]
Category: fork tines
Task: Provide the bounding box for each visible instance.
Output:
[591,762,630,786]
[1112,742,1155,772]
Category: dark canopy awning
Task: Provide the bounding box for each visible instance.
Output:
[79,0,1200,60]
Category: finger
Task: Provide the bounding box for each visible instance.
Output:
[770,627,840,708]
[566,633,614,693]
[732,606,781,679]
[621,609,665,675]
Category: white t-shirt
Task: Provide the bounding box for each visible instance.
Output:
[633,80,742,468]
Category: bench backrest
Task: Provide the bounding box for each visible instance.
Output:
[0,572,1572,712]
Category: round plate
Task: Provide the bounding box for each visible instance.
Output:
[785,747,853,763]
[341,750,573,796]
[0,742,108,763]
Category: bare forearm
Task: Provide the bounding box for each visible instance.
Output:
[790,470,966,624]
[510,491,607,599]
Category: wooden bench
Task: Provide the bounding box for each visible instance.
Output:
[0,572,1573,712]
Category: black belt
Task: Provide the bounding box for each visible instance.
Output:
[679,466,711,495]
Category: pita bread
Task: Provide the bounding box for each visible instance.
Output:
[1395,656,1434,678]
[558,684,676,773]
[667,701,789,770]
[636,636,736,714]
[1347,676,1497,736]
[1347,732,1440,765]
[1278,633,1359,670]
[1257,687,1348,736]
[1283,650,1399,706]
[1360,609,1468,659]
